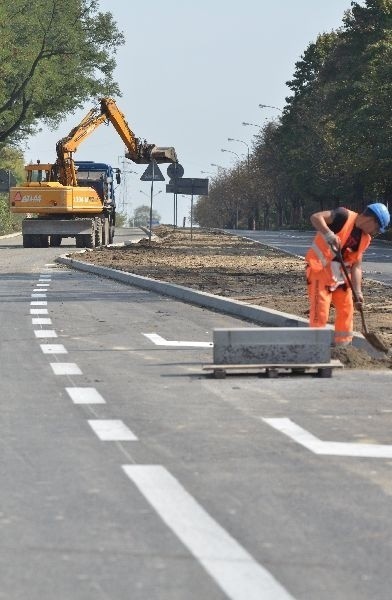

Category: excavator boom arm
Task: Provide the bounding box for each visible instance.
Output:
[55,98,177,186]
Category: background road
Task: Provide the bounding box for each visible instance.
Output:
[232,229,392,286]
[1,228,392,600]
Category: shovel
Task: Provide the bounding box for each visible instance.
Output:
[335,250,389,353]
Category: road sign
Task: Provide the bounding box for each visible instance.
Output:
[167,163,184,180]
[140,160,165,182]
[0,169,16,192]
[166,178,208,196]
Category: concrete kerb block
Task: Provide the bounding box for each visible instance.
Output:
[213,327,332,365]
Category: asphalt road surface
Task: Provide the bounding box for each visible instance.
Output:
[1,229,392,600]
[233,229,392,286]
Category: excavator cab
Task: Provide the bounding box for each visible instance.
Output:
[25,163,53,184]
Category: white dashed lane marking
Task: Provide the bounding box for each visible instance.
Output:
[40,344,68,354]
[50,363,82,375]
[31,267,295,599]
[32,318,52,325]
[34,330,57,338]
[65,387,106,404]
[88,420,138,441]
[30,309,48,314]
[31,301,47,306]
[122,465,295,600]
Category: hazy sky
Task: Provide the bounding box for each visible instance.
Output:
[25,0,353,224]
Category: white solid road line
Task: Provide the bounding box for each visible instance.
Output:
[123,465,295,600]
[65,387,106,404]
[40,344,68,354]
[144,333,213,348]
[50,363,82,375]
[263,417,392,458]
[34,330,57,338]
[88,419,138,441]
[32,318,52,325]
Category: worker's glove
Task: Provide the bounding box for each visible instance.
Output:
[353,289,364,309]
[322,230,340,254]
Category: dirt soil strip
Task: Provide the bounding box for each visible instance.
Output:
[67,226,392,370]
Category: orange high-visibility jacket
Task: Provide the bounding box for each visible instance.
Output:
[305,209,371,285]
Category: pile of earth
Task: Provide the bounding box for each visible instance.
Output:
[70,225,392,370]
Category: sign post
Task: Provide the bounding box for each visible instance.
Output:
[166,178,209,240]
[140,160,165,244]
[167,163,184,229]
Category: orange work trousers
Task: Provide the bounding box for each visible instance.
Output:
[306,267,354,345]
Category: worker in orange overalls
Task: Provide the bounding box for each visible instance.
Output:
[305,203,390,346]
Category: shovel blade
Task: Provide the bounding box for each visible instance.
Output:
[363,331,389,353]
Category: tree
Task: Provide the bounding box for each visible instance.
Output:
[115,211,128,228]
[0,145,25,234]
[319,0,392,205]
[0,145,25,181]
[132,205,161,227]
[0,0,124,146]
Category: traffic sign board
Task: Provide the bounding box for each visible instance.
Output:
[166,178,208,196]
[140,160,165,182]
[167,163,184,179]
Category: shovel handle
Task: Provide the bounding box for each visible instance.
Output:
[357,305,369,334]
[335,250,358,301]
[335,250,370,334]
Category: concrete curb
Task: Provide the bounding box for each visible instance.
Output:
[0,231,21,239]
[57,254,308,327]
[56,254,384,357]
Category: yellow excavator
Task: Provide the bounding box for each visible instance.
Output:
[9,98,177,248]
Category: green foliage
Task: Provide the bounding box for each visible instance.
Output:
[0,0,124,146]
[0,145,25,234]
[0,194,23,235]
[115,211,128,228]
[0,145,25,181]
[132,205,161,227]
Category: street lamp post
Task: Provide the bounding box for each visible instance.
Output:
[221,148,241,161]
[242,121,262,129]
[258,103,283,113]
[140,189,162,198]
[228,137,250,170]
[210,163,228,172]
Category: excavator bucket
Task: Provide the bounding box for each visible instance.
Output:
[126,145,178,164]
[150,146,178,163]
